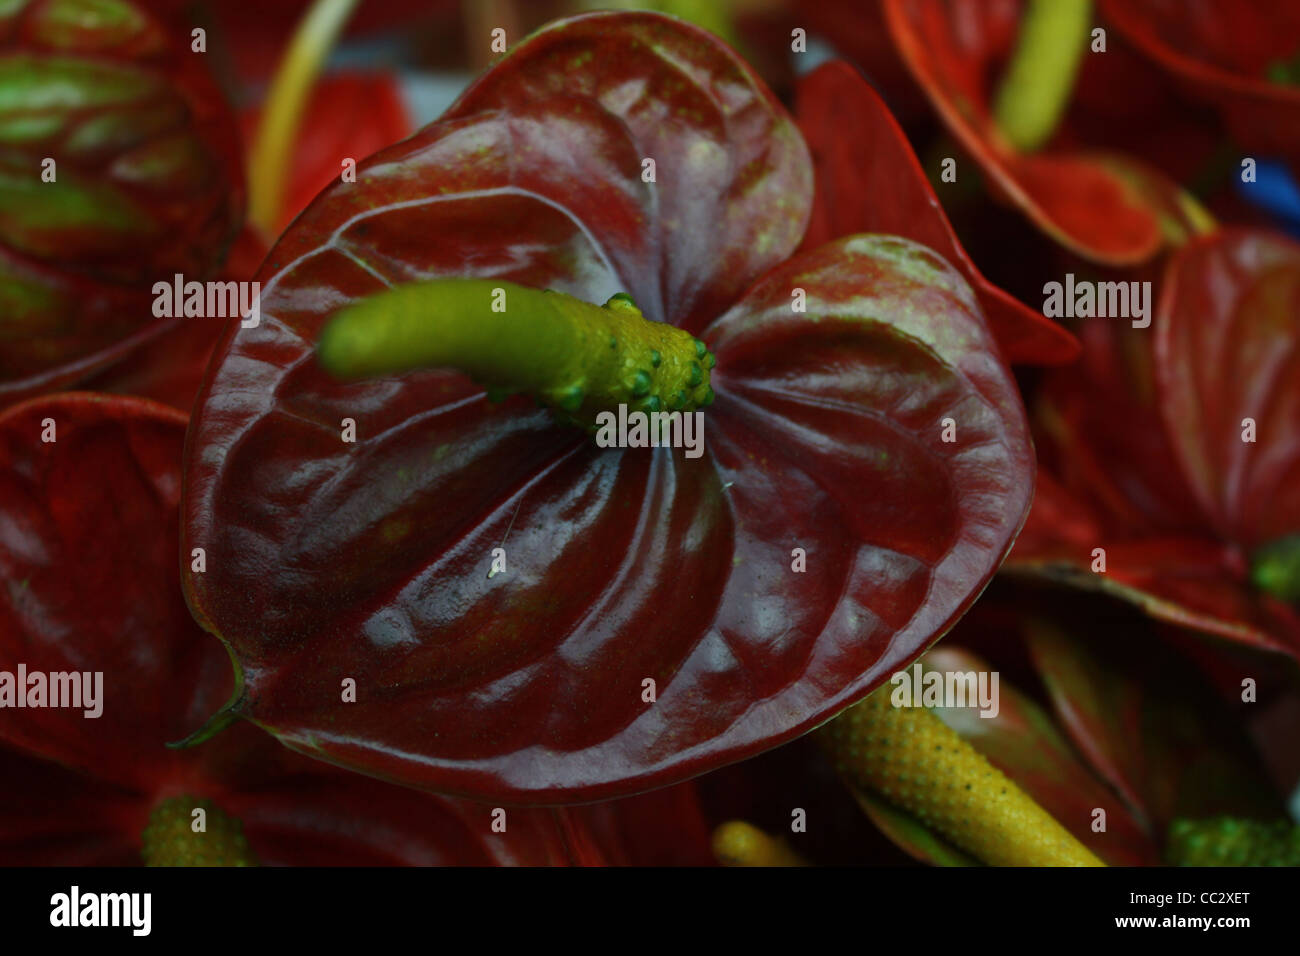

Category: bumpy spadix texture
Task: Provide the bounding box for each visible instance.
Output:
[141,796,257,867]
[819,687,1104,866]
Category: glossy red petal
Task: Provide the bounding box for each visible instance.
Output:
[1154,229,1300,550]
[442,10,813,332]
[794,60,1078,366]
[1007,478,1300,657]
[881,0,1164,265]
[0,394,614,866]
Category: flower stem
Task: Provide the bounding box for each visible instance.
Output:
[248,0,360,237]
[992,0,1093,152]
[819,686,1104,866]
[317,280,716,430]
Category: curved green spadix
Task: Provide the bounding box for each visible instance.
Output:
[316,279,716,430]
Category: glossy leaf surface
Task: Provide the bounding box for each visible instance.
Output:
[1154,230,1300,550]
[182,12,1034,802]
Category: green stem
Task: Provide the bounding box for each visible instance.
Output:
[317,280,716,430]
[992,0,1093,153]
[248,0,360,236]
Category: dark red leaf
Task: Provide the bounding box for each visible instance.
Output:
[794,59,1078,366]
[182,12,1034,802]
[0,393,227,789]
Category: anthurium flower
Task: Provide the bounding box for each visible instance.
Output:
[881,0,1208,265]
[794,59,1079,365]
[0,0,244,405]
[0,393,620,866]
[240,72,412,237]
[180,11,1035,803]
[830,597,1283,866]
[1007,229,1300,659]
[1100,0,1300,167]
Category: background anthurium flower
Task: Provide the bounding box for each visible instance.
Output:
[1100,0,1300,167]
[794,59,1079,366]
[0,0,244,405]
[1008,228,1300,659]
[848,597,1283,867]
[239,72,412,238]
[0,393,632,866]
[881,0,1199,265]
[181,11,1034,803]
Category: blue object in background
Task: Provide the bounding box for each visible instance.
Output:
[1236,158,1300,237]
